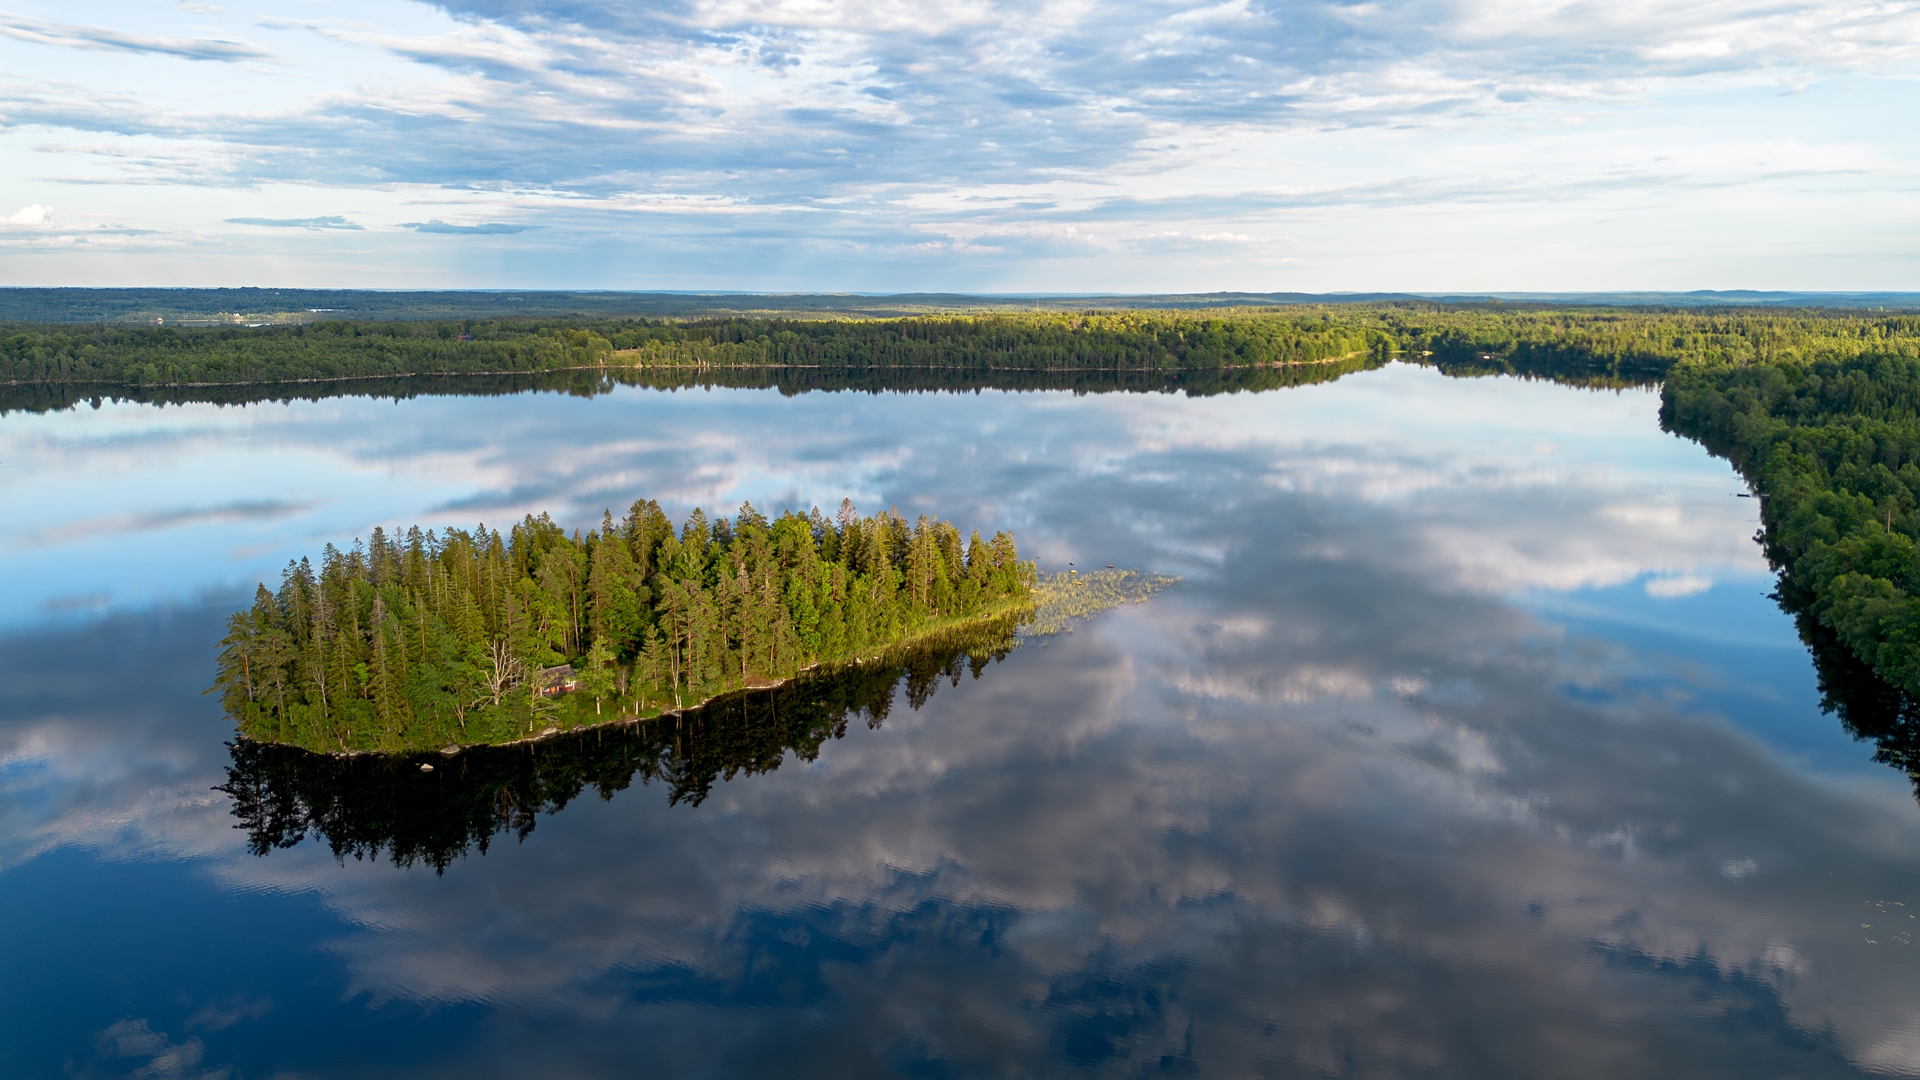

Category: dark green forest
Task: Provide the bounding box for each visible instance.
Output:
[9,305,1920,403]
[209,499,1035,754]
[220,618,1022,872]
[1383,307,1920,373]
[0,310,1373,388]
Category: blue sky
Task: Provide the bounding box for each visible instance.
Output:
[0,0,1915,291]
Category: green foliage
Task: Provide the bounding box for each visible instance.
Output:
[1382,307,1920,376]
[0,309,1381,388]
[1023,570,1182,637]
[208,501,1036,753]
[1661,352,1920,698]
[0,318,671,386]
[610,311,1375,371]
[11,305,1918,402]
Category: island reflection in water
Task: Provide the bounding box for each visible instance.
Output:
[221,620,1022,872]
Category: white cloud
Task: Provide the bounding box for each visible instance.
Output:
[0,0,1915,286]
[1647,574,1715,598]
[5,202,53,225]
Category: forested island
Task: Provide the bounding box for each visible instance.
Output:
[219,564,1178,868]
[209,500,1040,754]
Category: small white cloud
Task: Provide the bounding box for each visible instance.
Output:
[5,204,54,225]
[401,218,538,235]
[226,215,362,230]
[1166,0,1252,26]
[1646,575,1712,598]
[1642,39,1735,62]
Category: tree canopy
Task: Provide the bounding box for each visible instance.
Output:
[209,499,1034,754]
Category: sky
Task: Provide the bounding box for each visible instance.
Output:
[0,0,1916,292]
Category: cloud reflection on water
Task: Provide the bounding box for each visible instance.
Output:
[4,366,1913,1076]
[0,366,1760,622]
[21,498,315,547]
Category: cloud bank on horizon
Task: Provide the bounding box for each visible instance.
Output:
[0,0,1914,291]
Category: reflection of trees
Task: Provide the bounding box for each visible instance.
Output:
[6,362,1396,415]
[218,618,1020,873]
[1790,602,1920,801]
[4,354,1661,416]
[1748,531,1920,801]
[1416,355,1661,389]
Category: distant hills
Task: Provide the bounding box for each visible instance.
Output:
[1474,290,1920,309]
[1,287,1915,324]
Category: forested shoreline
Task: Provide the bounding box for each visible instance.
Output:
[1662,356,1920,763]
[1,310,1373,388]
[209,499,1036,754]
[7,304,1917,406]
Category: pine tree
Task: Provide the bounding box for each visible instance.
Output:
[581,639,616,715]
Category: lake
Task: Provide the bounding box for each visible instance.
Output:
[6,363,1920,1078]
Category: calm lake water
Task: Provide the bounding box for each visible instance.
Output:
[6,363,1920,1078]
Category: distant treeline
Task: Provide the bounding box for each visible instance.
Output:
[210,499,1035,754]
[0,287,1479,325]
[220,619,1022,872]
[6,287,1915,326]
[1,311,1372,388]
[9,306,1920,398]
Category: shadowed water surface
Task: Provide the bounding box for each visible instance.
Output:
[4,364,1919,1078]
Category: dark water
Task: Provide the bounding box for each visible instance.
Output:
[6,364,1920,1078]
